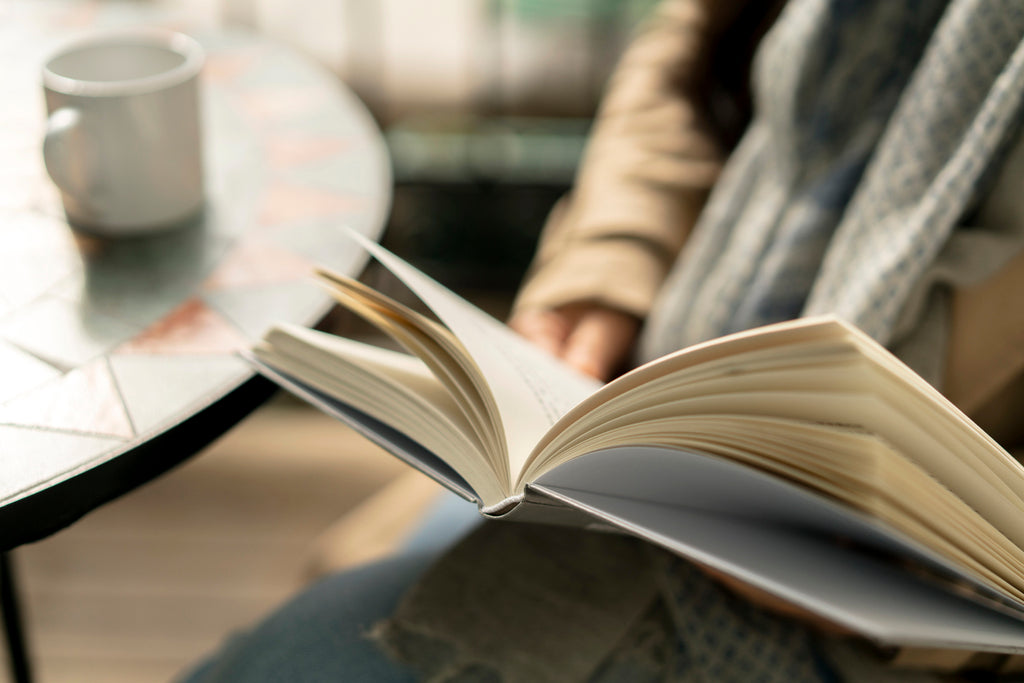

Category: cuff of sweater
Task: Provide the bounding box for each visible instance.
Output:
[512,236,668,320]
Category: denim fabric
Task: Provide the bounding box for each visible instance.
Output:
[179,493,479,683]
[180,553,428,683]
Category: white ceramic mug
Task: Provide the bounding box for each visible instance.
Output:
[42,29,205,235]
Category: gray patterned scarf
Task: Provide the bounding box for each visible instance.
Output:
[640,0,1024,385]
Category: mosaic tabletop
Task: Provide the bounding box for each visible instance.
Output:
[0,2,392,548]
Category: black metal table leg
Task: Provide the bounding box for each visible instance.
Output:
[1,552,32,683]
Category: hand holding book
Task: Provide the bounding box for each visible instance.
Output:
[508,304,641,381]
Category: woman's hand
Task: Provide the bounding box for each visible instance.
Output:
[509,303,641,381]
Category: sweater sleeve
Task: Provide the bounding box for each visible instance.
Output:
[512,0,746,319]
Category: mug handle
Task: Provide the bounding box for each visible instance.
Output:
[43,107,92,206]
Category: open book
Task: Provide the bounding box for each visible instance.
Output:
[251,234,1024,654]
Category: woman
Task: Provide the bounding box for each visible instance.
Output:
[184,1,1024,680]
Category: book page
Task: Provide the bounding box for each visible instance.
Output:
[528,318,1024,540]
[536,484,1024,652]
[349,232,601,479]
[254,325,509,505]
[248,353,477,503]
[315,277,505,466]
[534,445,1024,610]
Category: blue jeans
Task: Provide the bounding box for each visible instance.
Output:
[180,493,480,683]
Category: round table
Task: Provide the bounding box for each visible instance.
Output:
[0,2,392,551]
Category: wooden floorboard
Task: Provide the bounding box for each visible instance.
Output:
[12,399,406,683]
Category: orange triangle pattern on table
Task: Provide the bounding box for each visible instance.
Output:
[266,135,352,169]
[116,298,250,356]
[257,183,366,226]
[202,239,316,291]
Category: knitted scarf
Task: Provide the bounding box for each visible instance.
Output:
[640,0,1024,385]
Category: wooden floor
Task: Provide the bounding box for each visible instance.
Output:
[10,398,408,683]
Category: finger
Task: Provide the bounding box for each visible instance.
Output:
[509,309,573,356]
[562,309,639,380]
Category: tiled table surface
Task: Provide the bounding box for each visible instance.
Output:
[0,1,391,548]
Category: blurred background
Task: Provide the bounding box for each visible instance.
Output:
[215,0,655,291]
[9,0,655,681]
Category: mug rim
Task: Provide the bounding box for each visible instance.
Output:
[42,28,204,97]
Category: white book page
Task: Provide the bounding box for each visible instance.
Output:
[247,353,477,502]
[350,232,601,479]
[265,325,478,443]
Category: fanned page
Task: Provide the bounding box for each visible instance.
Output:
[519,316,1024,606]
[253,324,509,505]
[348,232,601,489]
[527,318,1024,540]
